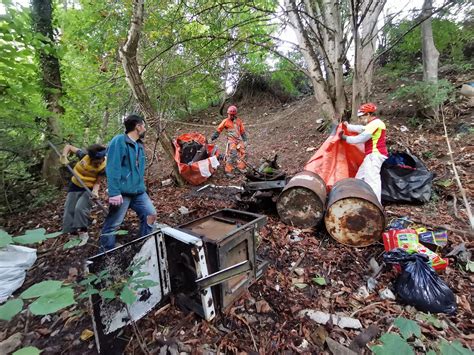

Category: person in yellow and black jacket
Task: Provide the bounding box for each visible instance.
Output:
[60,144,106,246]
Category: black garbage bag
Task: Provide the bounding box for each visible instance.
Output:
[383,249,456,314]
[381,151,433,204]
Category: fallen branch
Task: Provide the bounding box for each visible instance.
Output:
[441,108,474,232]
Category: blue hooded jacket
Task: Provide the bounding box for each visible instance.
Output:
[106,134,146,197]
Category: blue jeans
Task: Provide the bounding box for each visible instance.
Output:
[100,192,156,251]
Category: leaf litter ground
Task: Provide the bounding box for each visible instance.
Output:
[0,87,473,354]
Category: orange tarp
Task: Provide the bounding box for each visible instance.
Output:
[304,124,365,190]
[173,133,219,185]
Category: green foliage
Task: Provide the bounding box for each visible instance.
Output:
[371,333,415,355]
[29,287,75,316]
[63,238,82,249]
[394,317,421,340]
[0,230,13,247]
[439,340,474,355]
[120,286,137,305]
[311,277,327,286]
[390,79,455,118]
[13,347,42,355]
[13,229,61,245]
[0,299,24,321]
[383,18,474,72]
[20,280,63,299]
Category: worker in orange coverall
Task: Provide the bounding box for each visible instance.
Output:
[210,105,248,178]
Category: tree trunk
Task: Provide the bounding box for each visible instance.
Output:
[351,0,386,120]
[421,0,439,82]
[31,0,64,186]
[120,0,185,186]
[97,105,110,143]
[285,0,339,122]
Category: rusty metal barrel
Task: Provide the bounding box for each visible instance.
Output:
[324,178,385,247]
[276,171,327,228]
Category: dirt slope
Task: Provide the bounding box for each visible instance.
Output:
[0,73,473,354]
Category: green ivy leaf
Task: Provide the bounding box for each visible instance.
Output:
[120,286,136,305]
[44,232,61,239]
[466,261,474,273]
[0,298,24,321]
[116,230,129,235]
[63,238,82,249]
[435,179,453,188]
[132,280,159,289]
[0,230,13,248]
[312,277,327,286]
[78,288,99,299]
[12,346,41,355]
[439,340,474,355]
[394,317,421,339]
[29,288,75,315]
[416,313,447,330]
[100,290,115,299]
[20,280,63,299]
[13,232,46,245]
[371,333,415,355]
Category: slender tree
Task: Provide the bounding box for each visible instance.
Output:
[31,0,64,185]
[421,0,440,82]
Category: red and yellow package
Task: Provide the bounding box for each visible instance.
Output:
[382,229,448,271]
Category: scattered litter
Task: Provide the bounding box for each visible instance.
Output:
[379,288,396,300]
[367,277,378,292]
[326,337,357,355]
[299,310,362,329]
[399,125,409,132]
[356,286,370,299]
[384,249,457,314]
[294,268,304,276]
[80,329,94,341]
[288,229,303,243]
[298,339,310,350]
[369,257,382,276]
[274,284,280,292]
[161,179,173,187]
[178,206,189,215]
[305,147,316,152]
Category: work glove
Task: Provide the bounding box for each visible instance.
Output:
[109,195,123,206]
[59,154,69,165]
[210,131,219,141]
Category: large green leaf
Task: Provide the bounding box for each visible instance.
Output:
[63,238,82,249]
[20,280,63,299]
[394,317,421,340]
[13,346,42,355]
[0,298,24,321]
[44,232,61,239]
[120,286,136,305]
[439,340,474,355]
[13,232,46,245]
[371,333,415,355]
[29,288,75,315]
[0,230,13,248]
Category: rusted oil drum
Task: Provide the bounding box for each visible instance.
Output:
[276,171,327,228]
[324,178,385,247]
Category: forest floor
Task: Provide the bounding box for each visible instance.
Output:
[1,72,473,354]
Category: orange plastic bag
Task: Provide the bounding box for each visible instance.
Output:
[173,133,220,185]
[304,124,365,190]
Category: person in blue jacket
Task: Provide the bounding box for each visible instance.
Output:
[100,114,157,251]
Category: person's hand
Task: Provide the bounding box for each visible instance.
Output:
[59,154,69,165]
[342,121,348,127]
[109,195,123,206]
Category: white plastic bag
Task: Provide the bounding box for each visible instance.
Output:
[0,245,37,303]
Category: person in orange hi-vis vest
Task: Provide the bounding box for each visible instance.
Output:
[340,103,388,203]
[210,105,248,178]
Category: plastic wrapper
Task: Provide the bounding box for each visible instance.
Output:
[383,249,456,314]
[382,229,448,271]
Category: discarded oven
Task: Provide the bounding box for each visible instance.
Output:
[86,209,267,354]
